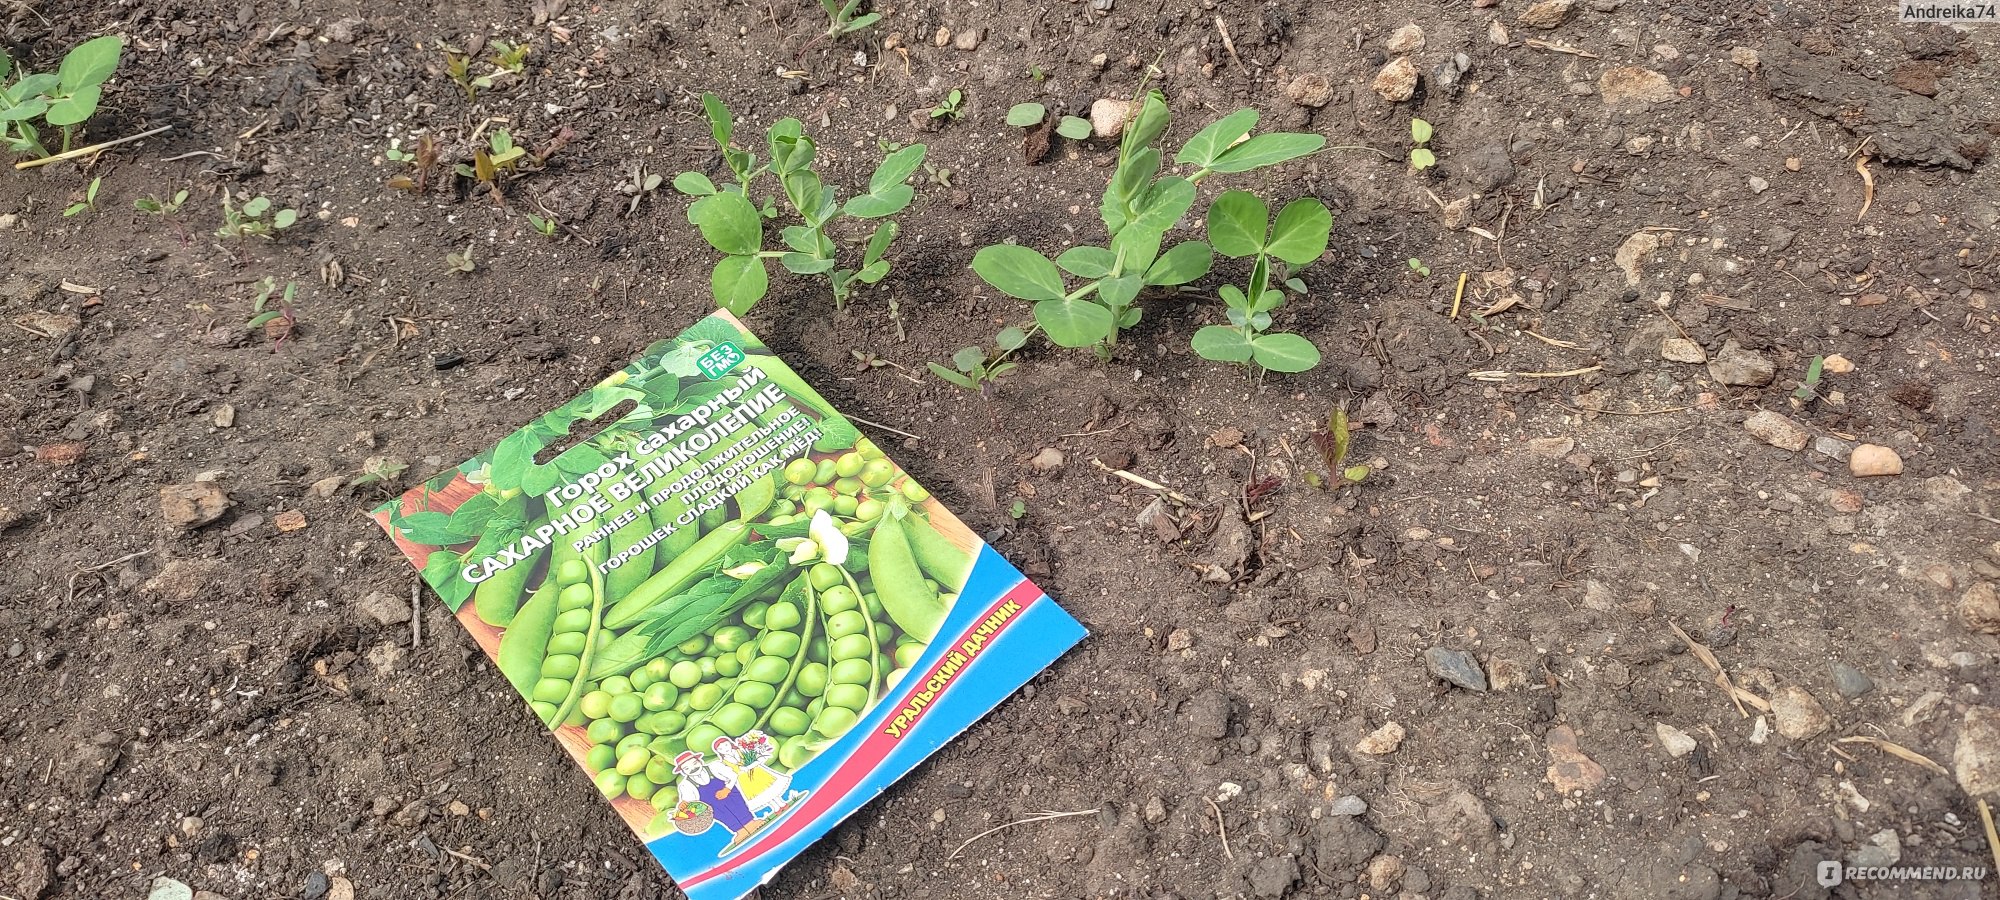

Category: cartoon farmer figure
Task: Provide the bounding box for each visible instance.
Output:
[672,750,755,837]
[714,732,796,818]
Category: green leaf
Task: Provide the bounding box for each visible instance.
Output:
[673,171,717,195]
[0,49,10,81]
[867,143,927,194]
[242,196,271,217]
[1251,332,1320,372]
[1109,226,1161,276]
[951,346,986,373]
[1208,132,1326,174]
[862,220,899,267]
[1005,102,1046,127]
[994,326,1028,351]
[272,209,297,229]
[702,92,733,147]
[1145,240,1213,287]
[1410,118,1434,144]
[779,224,819,254]
[971,245,1066,302]
[1096,275,1141,310]
[1174,108,1259,169]
[711,254,769,315]
[1191,325,1254,363]
[1033,298,1115,348]
[1122,91,1170,152]
[842,12,882,32]
[57,36,122,92]
[1266,198,1331,266]
[1250,289,1286,313]
[1205,190,1268,258]
[1285,277,1307,294]
[1056,116,1091,140]
[1409,147,1435,170]
[855,260,890,283]
[1099,146,1159,234]
[1219,285,1248,311]
[842,184,913,218]
[927,362,976,388]
[781,252,836,275]
[43,84,99,126]
[1130,176,1195,233]
[0,98,47,122]
[1056,246,1115,279]
[692,190,762,255]
[9,73,58,102]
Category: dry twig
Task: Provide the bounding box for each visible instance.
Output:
[947,809,1099,861]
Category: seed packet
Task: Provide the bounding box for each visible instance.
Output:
[371,312,1085,898]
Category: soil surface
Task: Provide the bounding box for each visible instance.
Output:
[4,1,2000,899]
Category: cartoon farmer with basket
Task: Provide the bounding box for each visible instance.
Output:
[669,750,755,838]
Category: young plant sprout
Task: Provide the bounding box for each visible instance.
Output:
[62,175,102,217]
[929,325,1035,392]
[134,188,189,215]
[1005,102,1090,140]
[0,35,123,158]
[216,192,299,239]
[1409,118,1436,171]
[1191,191,1328,374]
[930,89,966,122]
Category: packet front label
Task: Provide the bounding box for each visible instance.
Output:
[372,312,1084,898]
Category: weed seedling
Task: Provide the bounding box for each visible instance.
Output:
[1309,404,1371,488]
[386,135,442,192]
[1406,257,1431,278]
[1028,65,1048,84]
[0,36,123,158]
[525,211,558,237]
[675,92,927,314]
[441,41,528,100]
[929,325,1034,391]
[488,41,530,75]
[1005,102,1090,140]
[1409,118,1436,171]
[246,278,298,348]
[1794,355,1825,402]
[62,176,102,217]
[819,0,881,38]
[1191,191,1327,374]
[973,93,1324,356]
[446,242,476,274]
[619,163,663,215]
[134,188,189,215]
[1008,498,1027,520]
[216,192,298,239]
[930,89,966,122]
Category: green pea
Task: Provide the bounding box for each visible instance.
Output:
[713,702,758,736]
[826,610,867,640]
[808,563,846,591]
[697,657,717,679]
[802,488,833,516]
[779,735,813,769]
[547,632,588,656]
[832,633,873,661]
[532,678,571,705]
[855,498,885,521]
[741,600,770,629]
[768,499,798,518]
[556,559,591,587]
[784,458,816,485]
[860,458,896,488]
[558,583,594,612]
[825,683,869,712]
[894,642,926,668]
[678,634,710,655]
[646,756,675,785]
[819,585,859,614]
[541,654,581,680]
[585,717,625,745]
[737,642,758,665]
[782,688,808,708]
[618,732,650,755]
[669,661,702,689]
[639,710,686,735]
[651,788,678,813]
[760,630,802,658]
[795,662,829,697]
[744,655,792,684]
[832,477,864,497]
[625,773,657,801]
[712,625,752,653]
[643,682,680,710]
[814,458,839,484]
[530,701,558,722]
[808,636,829,662]
[831,657,872,686]
[735,681,777,708]
[579,690,614,720]
[833,452,865,478]
[764,602,802,632]
[648,736,687,760]
[686,723,725,754]
[586,743,617,772]
[594,770,628,799]
[862,592,884,620]
[564,704,587,727]
[608,693,644,723]
[885,668,909,691]
[689,682,722,710]
[781,481,807,501]
[616,746,650,776]
[770,706,810,737]
[714,654,742,677]
[553,608,592,633]
[856,437,883,459]
[645,658,672,684]
[767,514,796,527]
[901,480,931,503]
[602,675,635,696]
[814,706,858,737]
[832,495,859,517]
[807,696,825,718]
[672,694,692,713]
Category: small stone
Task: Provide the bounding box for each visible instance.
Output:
[1730,46,1760,70]
[1827,489,1864,513]
[1518,0,1576,28]
[1655,722,1697,758]
[1366,855,1406,891]
[0,213,17,230]
[1487,20,1510,44]
[1598,66,1679,107]
[1424,647,1488,691]
[1849,444,1903,477]
[1830,662,1875,699]
[1144,796,1167,823]
[1384,24,1425,54]
[952,28,982,51]
[1615,230,1660,284]
[1488,657,1527,690]
[1749,715,1770,744]
[1821,353,1854,374]
[1814,437,1857,461]
[1955,706,2000,797]
[932,26,951,47]
[1355,722,1405,755]
[1849,829,1901,869]
[1771,686,1831,740]
[212,404,236,427]
[1786,156,1802,171]
[1744,410,1811,451]
[1748,176,1769,194]
[1327,795,1368,816]
[1959,583,2000,635]
[302,872,330,900]
[1661,337,1707,363]
[1371,57,1419,102]
[1708,340,1775,386]
[1090,53,1108,70]
[1528,436,1575,458]
[159,482,231,530]
[356,589,412,626]
[1089,98,1132,139]
[1284,72,1332,108]
[1029,448,1065,472]
[1544,725,1606,793]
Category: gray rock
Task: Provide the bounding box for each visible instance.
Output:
[1772,686,1832,739]
[302,873,330,900]
[355,590,412,626]
[1956,706,2000,797]
[1328,794,1368,816]
[1244,855,1300,898]
[1812,436,1855,460]
[1457,142,1515,192]
[1708,340,1776,386]
[1425,647,1489,692]
[1829,662,1875,699]
[1848,829,1901,869]
[1183,689,1231,739]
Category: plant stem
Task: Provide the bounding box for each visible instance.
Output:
[14,124,173,170]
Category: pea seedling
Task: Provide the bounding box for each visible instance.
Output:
[1409,118,1436,171]
[928,325,1034,392]
[62,176,102,217]
[675,92,927,314]
[930,89,966,122]
[216,192,298,239]
[1309,404,1371,488]
[1005,102,1090,140]
[1191,191,1327,374]
[133,188,189,214]
[0,36,123,158]
[973,93,1324,356]
[1793,355,1825,402]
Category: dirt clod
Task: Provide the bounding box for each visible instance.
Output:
[1518,0,1577,28]
[1355,721,1405,755]
[1371,57,1419,102]
[1707,341,1775,386]
[1771,686,1832,739]
[1960,583,2000,634]
[1543,726,1606,793]
[1954,707,2000,797]
[1284,73,1332,108]
[1598,66,1678,107]
[356,590,413,627]
[159,482,230,530]
[1744,411,1811,451]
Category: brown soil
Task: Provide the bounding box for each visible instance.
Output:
[3,1,1999,899]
